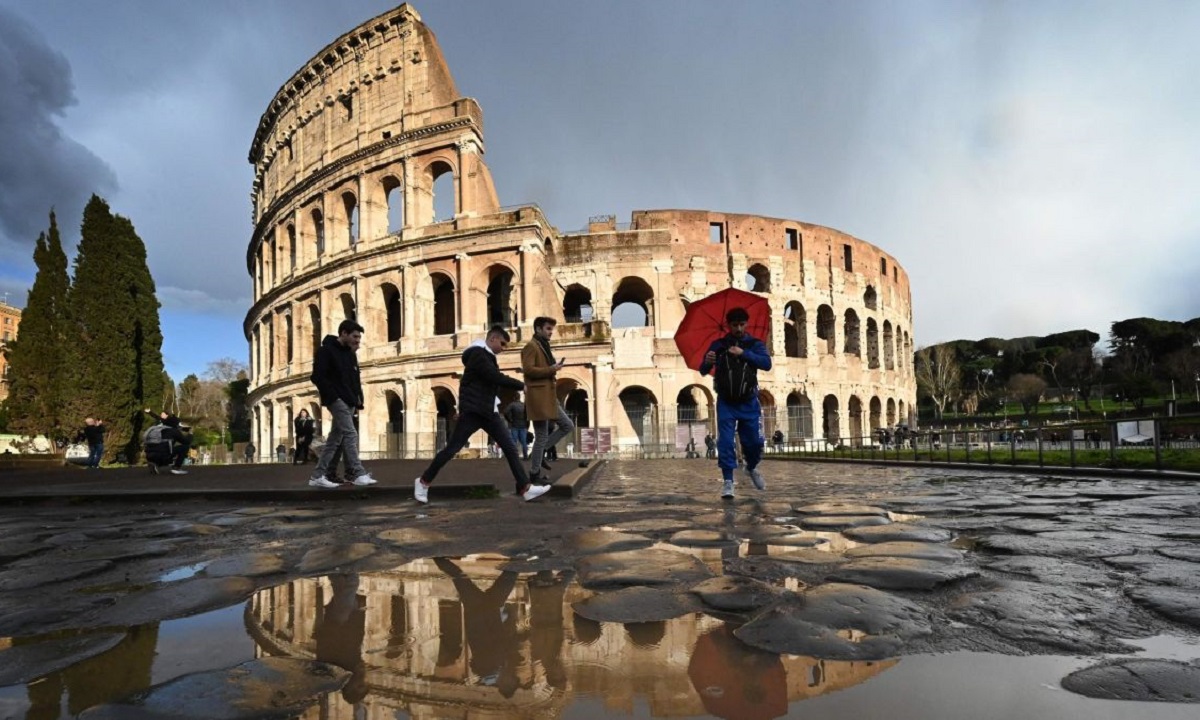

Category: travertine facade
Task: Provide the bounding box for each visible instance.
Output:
[244,4,916,456]
[0,300,21,403]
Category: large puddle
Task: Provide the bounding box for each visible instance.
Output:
[2,551,1198,719]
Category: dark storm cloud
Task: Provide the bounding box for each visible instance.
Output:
[0,6,116,248]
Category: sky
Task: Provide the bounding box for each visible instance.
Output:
[1,1,1198,381]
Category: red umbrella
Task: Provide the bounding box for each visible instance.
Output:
[674,288,771,371]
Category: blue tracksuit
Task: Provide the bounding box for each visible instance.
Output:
[698,333,772,480]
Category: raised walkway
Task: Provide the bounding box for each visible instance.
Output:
[0,458,604,505]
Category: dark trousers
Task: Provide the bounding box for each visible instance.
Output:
[421,410,528,492]
[295,437,312,463]
[162,428,191,468]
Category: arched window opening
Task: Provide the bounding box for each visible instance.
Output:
[869,397,882,436]
[339,292,356,322]
[864,285,877,310]
[843,309,861,356]
[759,389,778,441]
[886,398,897,427]
[486,267,516,328]
[308,305,321,359]
[898,400,907,426]
[787,392,814,440]
[746,264,771,293]
[265,319,274,372]
[255,248,264,297]
[544,238,554,256]
[675,385,712,425]
[883,321,895,371]
[287,224,296,272]
[383,176,404,235]
[431,162,455,222]
[816,305,836,355]
[848,396,864,447]
[563,284,593,323]
[285,314,294,364]
[565,389,590,429]
[386,392,405,434]
[432,273,456,335]
[619,387,658,445]
[312,208,325,257]
[612,277,654,328]
[343,192,359,247]
[382,283,402,342]
[784,301,807,358]
[867,318,880,369]
[822,395,840,443]
[433,387,457,451]
[252,326,260,380]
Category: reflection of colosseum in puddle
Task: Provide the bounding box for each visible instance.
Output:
[245,3,917,457]
[248,556,895,718]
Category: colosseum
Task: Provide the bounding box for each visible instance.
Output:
[244,4,916,458]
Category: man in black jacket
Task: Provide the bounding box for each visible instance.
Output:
[414,326,550,503]
[308,319,376,488]
[142,408,192,474]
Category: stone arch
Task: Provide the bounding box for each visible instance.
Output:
[759,388,777,441]
[284,312,294,364]
[264,317,274,371]
[563,385,591,428]
[784,301,807,358]
[432,386,457,451]
[867,318,880,369]
[816,304,836,355]
[286,223,297,273]
[308,304,321,359]
[431,272,456,335]
[787,391,813,440]
[341,190,359,248]
[544,238,554,256]
[864,285,877,310]
[822,394,840,442]
[382,174,404,234]
[338,292,356,322]
[869,396,882,435]
[898,399,907,426]
[612,276,654,328]
[429,159,456,223]
[311,207,325,258]
[848,395,864,446]
[746,263,771,293]
[619,386,658,444]
[843,309,861,356]
[381,282,402,342]
[883,320,895,371]
[384,390,405,434]
[675,384,714,424]
[481,263,517,329]
[563,284,593,322]
[886,397,897,426]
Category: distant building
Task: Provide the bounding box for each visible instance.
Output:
[243,4,917,457]
[0,299,21,403]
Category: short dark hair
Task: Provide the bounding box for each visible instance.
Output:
[726,307,749,324]
[534,316,558,331]
[338,319,364,335]
[487,325,511,341]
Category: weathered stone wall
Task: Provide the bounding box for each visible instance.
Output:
[244,4,917,456]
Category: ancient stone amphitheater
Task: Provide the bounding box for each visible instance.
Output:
[244,4,916,457]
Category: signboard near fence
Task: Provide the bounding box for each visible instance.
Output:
[579,428,613,455]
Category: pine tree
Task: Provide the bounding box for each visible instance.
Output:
[68,195,166,461]
[5,211,73,442]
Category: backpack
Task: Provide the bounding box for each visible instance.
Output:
[143,423,166,446]
[714,341,757,403]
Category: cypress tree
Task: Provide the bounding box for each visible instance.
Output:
[5,211,73,442]
[69,195,166,461]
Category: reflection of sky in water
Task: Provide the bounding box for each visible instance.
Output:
[150,604,257,683]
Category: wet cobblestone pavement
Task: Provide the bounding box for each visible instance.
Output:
[2,459,1199,718]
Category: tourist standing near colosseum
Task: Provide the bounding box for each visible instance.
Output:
[308,319,376,489]
[699,307,772,499]
[522,317,575,484]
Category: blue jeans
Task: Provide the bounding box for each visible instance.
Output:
[312,400,366,480]
[716,396,764,481]
[510,427,528,458]
[87,442,104,468]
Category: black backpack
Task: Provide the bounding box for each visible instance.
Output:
[713,340,757,403]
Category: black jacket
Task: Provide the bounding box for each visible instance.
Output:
[311,335,363,408]
[459,342,523,416]
[294,416,315,440]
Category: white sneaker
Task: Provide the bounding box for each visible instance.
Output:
[352,473,377,486]
[522,484,551,502]
[746,467,766,490]
[169,468,188,475]
[414,477,429,504]
[721,479,735,499]
[309,476,339,489]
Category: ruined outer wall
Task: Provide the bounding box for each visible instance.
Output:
[243,4,917,457]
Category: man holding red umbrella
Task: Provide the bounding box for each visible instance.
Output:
[698,306,772,498]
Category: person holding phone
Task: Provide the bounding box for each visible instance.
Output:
[522,316,574,484]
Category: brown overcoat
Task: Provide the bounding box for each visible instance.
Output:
[521,339,560,421]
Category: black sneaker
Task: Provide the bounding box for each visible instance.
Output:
[541,459,552,471]
[530,473,550,486]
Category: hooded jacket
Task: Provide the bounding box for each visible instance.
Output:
[311,334,363,408]
[459,340,524,416]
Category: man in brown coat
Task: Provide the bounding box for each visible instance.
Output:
[522,316,575,483]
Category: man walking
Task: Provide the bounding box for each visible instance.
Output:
[503,394,529,459]
[309,319,376,488]
[414,326,550,503]
[698,307,772,498]
[79,417,106,469]
[522,317,574,484]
